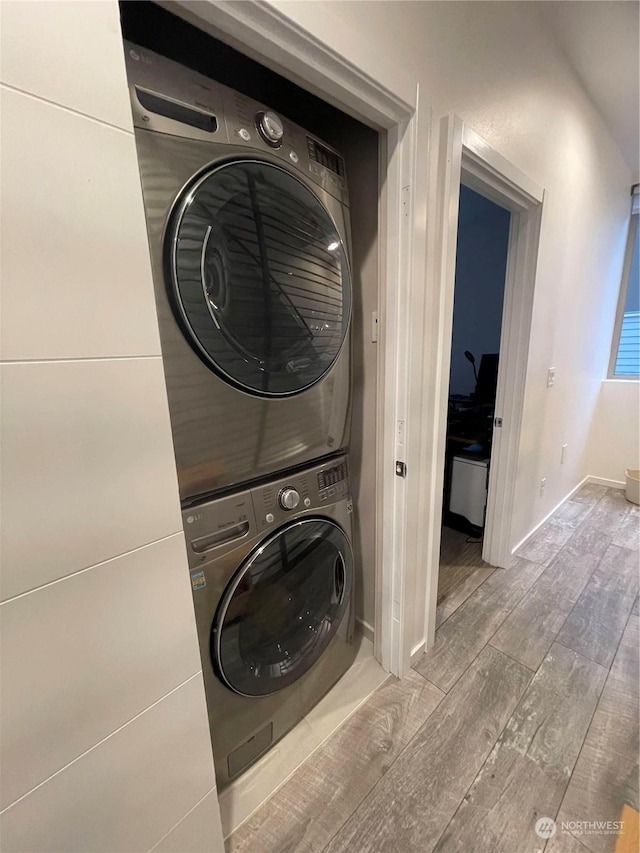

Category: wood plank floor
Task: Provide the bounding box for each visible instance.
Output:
[228,486,639,853]
[436,526,495,628]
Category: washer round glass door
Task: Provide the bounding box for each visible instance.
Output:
[168,159,351,396]
[212,518,353,697]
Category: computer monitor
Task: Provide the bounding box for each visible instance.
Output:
[475,353,499,405]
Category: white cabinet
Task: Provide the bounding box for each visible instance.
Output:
[449,456,489,530]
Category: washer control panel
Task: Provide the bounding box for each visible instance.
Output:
[182,454,351,564]
[252,454,351,533]
[316,458,349,502]
[183,489,256,568]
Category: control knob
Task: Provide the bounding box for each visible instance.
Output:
[256,110,284,147]
[279,487,300,511]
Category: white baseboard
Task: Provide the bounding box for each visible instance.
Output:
[356,618,374,643]
[511,476,589,555]
[586,475,625,489]
[410,641,425,665]
[511,474,628,555]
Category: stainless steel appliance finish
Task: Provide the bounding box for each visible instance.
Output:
[124,43,353,503]
[183,454,357,788]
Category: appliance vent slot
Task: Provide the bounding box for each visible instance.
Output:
[227,722,273,779]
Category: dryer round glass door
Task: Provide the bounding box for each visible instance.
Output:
[212,518,353,696]
[168,159,351,397]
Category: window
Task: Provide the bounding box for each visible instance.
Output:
[610,185,640,377]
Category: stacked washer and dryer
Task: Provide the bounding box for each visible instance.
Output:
[124,44,359,787]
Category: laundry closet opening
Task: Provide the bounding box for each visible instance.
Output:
[119,0,379,642]
[437,184,511,624]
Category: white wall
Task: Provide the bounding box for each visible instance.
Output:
[587,380,640,484]
[0,3,224,851]
[264,1,634,648]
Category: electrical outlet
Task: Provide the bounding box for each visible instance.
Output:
[561,443,568,464]
[540,477,547,496]
[547,367,556,388]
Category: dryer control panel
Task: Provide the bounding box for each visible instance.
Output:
[123,40,349,206]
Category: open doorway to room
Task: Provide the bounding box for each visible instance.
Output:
[420,120,544,653]
[437,184,511,621]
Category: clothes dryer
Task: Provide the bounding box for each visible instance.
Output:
[183,454,357,787]
[124,43,353,503]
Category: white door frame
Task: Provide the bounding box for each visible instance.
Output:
[170,0,430,676]
[420,116,544,648]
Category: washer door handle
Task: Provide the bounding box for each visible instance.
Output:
[191,521,250,554]
[333,552,346,604]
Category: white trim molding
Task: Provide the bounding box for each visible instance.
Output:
[607,200,639,378]
[419,116,545,651]
[462,127,544,209]
[586,476,626,489]
[356,618,375,644]
[410,641,426,665]
[510,476,588,554]
[166,0,414,126]
[416,114,464,649]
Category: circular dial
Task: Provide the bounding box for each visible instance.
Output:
[256,111,284,147]
[279,487,301,511]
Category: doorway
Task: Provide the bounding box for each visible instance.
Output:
[419,119,544,654]
[438,185,511,619]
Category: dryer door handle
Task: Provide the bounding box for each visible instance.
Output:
[190,521,250,554]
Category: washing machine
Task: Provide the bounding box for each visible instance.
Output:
[183,453,357,788]
[124,43,353,504]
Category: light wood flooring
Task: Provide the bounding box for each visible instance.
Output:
[436,525,494,629]
[228,484,639,853]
